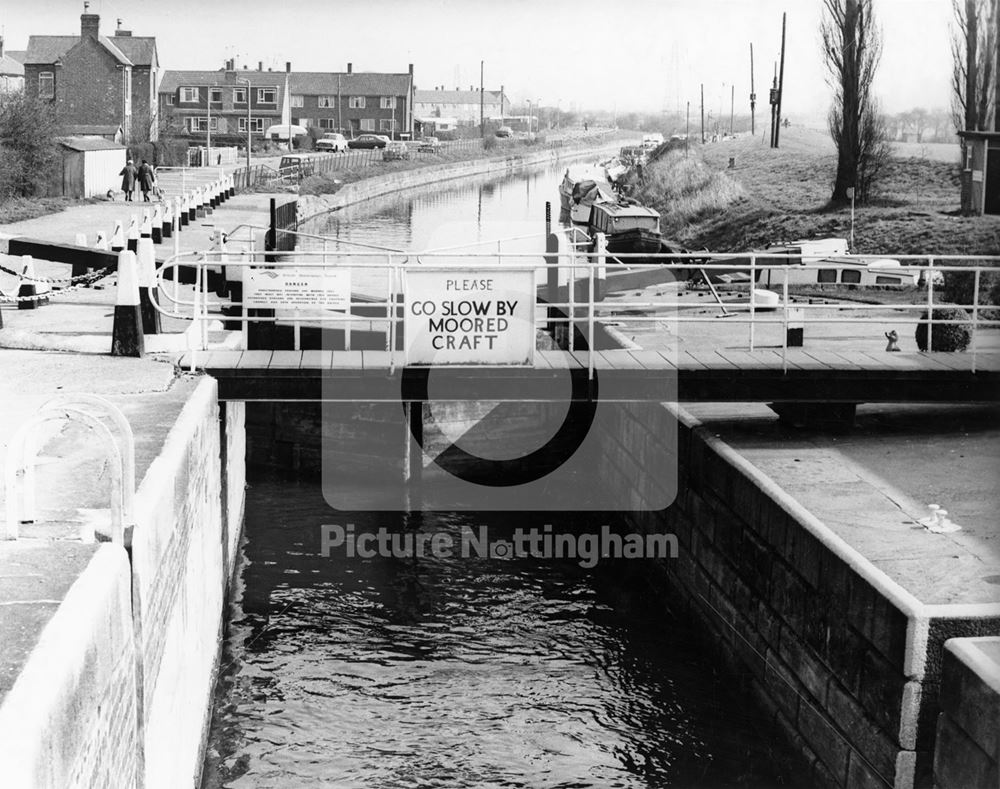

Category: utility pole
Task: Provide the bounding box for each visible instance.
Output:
[700,83,705,143]
[730,84,734,135]
[774,11,787,148]
[769,65,778,147]
[479,60,485,138]
[685,100,690,156]
[750,42,756,136]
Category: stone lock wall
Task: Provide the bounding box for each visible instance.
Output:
[597,402,1000,789]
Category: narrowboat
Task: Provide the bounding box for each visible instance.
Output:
[559,165,614,224]
[587,200,663,258]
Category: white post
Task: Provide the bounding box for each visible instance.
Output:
[749,253,757,351]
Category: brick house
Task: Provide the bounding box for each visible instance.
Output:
[414,88,510,126]
[23,12,159,141]
[158,62,415,141]
[0,37,25,94]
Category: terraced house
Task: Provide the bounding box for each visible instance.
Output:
[158,62,415,141]
[22,11,159,141]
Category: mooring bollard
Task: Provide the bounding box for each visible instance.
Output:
[195,188,206,219]
[180,194,190,227]
[136,229,161,335]
[151,204,163,244]
[95,231,109,251]
[214,229,229,298]
[126,214,139,254]
[75,232,88,247]
[110,220,125,254]
[786,306,804,347]
[17,255,49,310]
[188,191,198,222]
[111,250,144,357]
[205,183,215,215]
[162,201,173,239]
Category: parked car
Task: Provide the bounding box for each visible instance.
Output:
[416,136,441,153]
[382,141,411,161]
[315,132,348,152]
[495,126,513,138]
[348,134,391,149]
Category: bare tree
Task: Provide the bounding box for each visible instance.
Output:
[951,0,998,134]
[821,0,890,204]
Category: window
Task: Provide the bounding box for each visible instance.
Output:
[840,269,861,284]
[257,88,277,104]
[296,118,312,128]
[38,72,54,99]
[291,94,304,108]
[238,117,265,132]
[360,118,375,131]
[318,118,336,130]
[318,95,335,108]
[180,86,200,103]
[379,118,395,132]
[233,88,247,104]
[189,117,218,132]
[380,96,396,109]
[209,88,223,103]
[349,96,365,109]
[817,269,837,284]
[165,94,175,105]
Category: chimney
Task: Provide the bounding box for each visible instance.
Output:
[347,62,352,74]
[81,12,100,40]
[285,61,291,73]
[258,61,263,71]
[408,63,413,76]
[114,18,132,36]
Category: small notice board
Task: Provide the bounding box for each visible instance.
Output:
[244,268,351,310]
[404,268,535,365]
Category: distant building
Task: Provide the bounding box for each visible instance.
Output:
[22,12,159,141]
[0,37,25,94]
[414,88,511,126]
[158,62,415,141]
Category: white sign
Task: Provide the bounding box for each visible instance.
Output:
[244,268,351,310]
[404,268,535,365]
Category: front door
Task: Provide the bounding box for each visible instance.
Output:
[985,147,1000,215]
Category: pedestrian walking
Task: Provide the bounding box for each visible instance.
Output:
[120,159,137,202]
[137,159,155,202]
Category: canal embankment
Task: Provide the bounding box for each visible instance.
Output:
[0,353,245,789]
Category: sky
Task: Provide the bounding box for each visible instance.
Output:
[2,0,956,118]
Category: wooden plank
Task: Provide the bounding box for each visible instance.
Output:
[714,349,778,370]
[971,353,1000,372]
[237,350,273,370]
[331,350,364,370]
[630,350,672,369]
[780,348,835,371]
[598,350,646,370]
[829,350,887,371]
[651,350,679,370]
[532,352,553,370]
[362,350,394,371]
[301,350,333,369]
[799,349,864,370]
[267,351,304,369]
[687,350,739,370]
[922,352,976,372]
[538,350,577,369]
[855,351,936,372]
[199,350,244,370]
[569,351,608,371]
[748,349,807,370]
[677,351,707,370]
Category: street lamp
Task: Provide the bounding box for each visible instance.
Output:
[236,77,253,175]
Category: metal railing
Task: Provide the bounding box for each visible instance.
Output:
[150,241,1000,377]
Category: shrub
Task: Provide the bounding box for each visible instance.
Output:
[942,268,1000,307]
[482,135,498,151]
[0,93,60,198]
[914,307,972,351]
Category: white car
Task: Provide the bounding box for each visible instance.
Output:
[315,132,348,152]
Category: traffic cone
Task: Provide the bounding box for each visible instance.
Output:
[17,255,50,310]
[110,220,125,253]
[218,178,227,204]
[151,204,163,244]
[126,214,139,254]
[95,231,109,251]
[136,231,161,335]
[111,250,144,357]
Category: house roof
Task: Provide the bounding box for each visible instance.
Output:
[414,89,506,105]
[58,136,126,151]
[0,55,24,77]
[158,69,412,96]
[61,124,122,137]
[4,50,27,64]
[109,35,157,67]
[25,34,133,66]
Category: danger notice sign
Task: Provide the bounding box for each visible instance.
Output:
[404,268,535,365]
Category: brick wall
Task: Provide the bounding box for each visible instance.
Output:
[597,402,1000,789]
[56,40,125,130]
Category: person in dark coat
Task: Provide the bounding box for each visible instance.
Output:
[137,159,155,202]
[119,159,137,201]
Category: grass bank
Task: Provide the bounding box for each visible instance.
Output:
[634,127,1000,257]
[0,196,83,225]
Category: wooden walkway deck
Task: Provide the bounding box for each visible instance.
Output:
[177,348,1000,402]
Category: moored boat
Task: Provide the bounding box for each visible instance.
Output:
[559,166,614,224]
[587,200,663,259]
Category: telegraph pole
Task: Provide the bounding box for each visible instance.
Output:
[774,12,787,148]
[480,60,485,138]
[730,84,734,135]
[769,65,778,147]
[700,83,705,143]
[749,42,756,136]
[686,100,690,156]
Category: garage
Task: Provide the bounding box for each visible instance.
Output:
[52,137,127,199]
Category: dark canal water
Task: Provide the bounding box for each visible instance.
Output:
[201,160,799,788]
